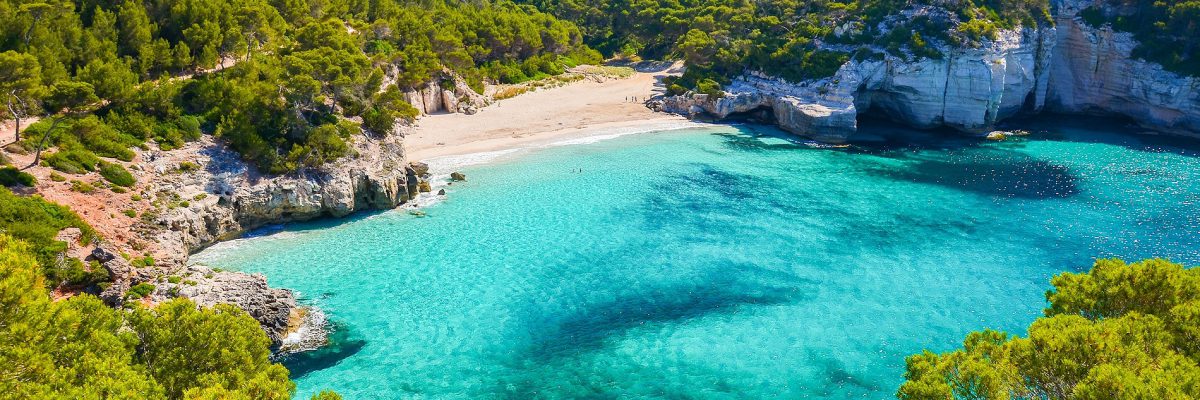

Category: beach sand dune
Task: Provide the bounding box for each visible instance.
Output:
[404,62,694,161]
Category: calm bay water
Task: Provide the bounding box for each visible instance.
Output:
[193,119,1200,399]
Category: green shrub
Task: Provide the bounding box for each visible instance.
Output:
[127,282,156,298]
[47,258,111,287]
[178,161,200,173]
[695,79,725,98]
[899,258,1200,398]
[49,172,66,182]
[69,180,96,193]
[0,167,36,187]
[70,117,137,161]
[0,188,97,285]
[98,162,136,187]
[45,149,100,174]
[167,276,182,284]
[131,255,156,268]
[122,209,137,218]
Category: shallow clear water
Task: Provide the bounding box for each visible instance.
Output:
[194,119,1200,399]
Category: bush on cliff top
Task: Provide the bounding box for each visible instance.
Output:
[1079,1,1200,77]
[898,258,1200,399]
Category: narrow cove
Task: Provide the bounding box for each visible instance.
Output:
[192,118,1200,398]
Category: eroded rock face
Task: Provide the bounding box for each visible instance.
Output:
[659,1,1199,141]
[658,27,1056,142]
[399,70,489,115]
[1046,0,1200,136]
[88,244,138,306]
[123,132,417,342]
[151,134,414,256]
[858,27,1056,132]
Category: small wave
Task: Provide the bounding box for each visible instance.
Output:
[423,121,714,173]
[425,149,523,174]
[277,306,330,355]
[544,121,710,147]
[401,121,719,215]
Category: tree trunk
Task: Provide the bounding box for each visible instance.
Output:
[5,100,18,143]
[31,117,63,167]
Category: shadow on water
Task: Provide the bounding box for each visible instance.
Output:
[636,164,808,228]
[714,125,809,153]
[279,321,368,379]
[810,352,882,396]
[873,154,1080,199]
[521,264,817,361]
[1002,115,1200,156]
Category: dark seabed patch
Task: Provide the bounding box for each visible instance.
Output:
[872,151,1080,199]
[519,265,816,361]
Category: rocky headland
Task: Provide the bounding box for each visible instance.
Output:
[9,124,427,344]
[654,0,1199,141]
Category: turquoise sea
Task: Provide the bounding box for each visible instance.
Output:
[193,118,1200,399]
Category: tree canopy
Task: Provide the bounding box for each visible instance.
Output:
[517,0,1053,91]
[0,0,600,173]
[897,258,1200,399]
[0,233,314,398]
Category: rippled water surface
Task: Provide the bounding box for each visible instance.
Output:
[193,119,1200,399]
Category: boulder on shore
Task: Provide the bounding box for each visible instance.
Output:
[450,172,466,181]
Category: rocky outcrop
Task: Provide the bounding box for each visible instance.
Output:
[1045,0,1200,136]
[108,131,428,342]
[87,245,141,305]
[657,0,1199,141]
[148,134,419,258]
[167,265,300,344]
[397,70,489,115]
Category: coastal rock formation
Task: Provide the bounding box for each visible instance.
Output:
[398,70,489,115]
[150,134,416,257]
[658,27,1056,142]
[104,132,422,341]
[87,244,141,305]
[168,265,300,344]
[657,0,1199,140]
[1046,0,1200,136]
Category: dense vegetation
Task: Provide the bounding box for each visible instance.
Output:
[0,187,109,287]
[0,0,599,173]
[898,258,1200,398]
[1079,0,1200,76]
[0,233,346,398]
[518,0,1052,91]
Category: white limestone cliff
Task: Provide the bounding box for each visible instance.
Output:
[1046,0,1200,136]
[657,27,1056,142]
[657,0,1199,141]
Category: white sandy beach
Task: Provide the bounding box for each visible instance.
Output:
[404,63,699,162]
